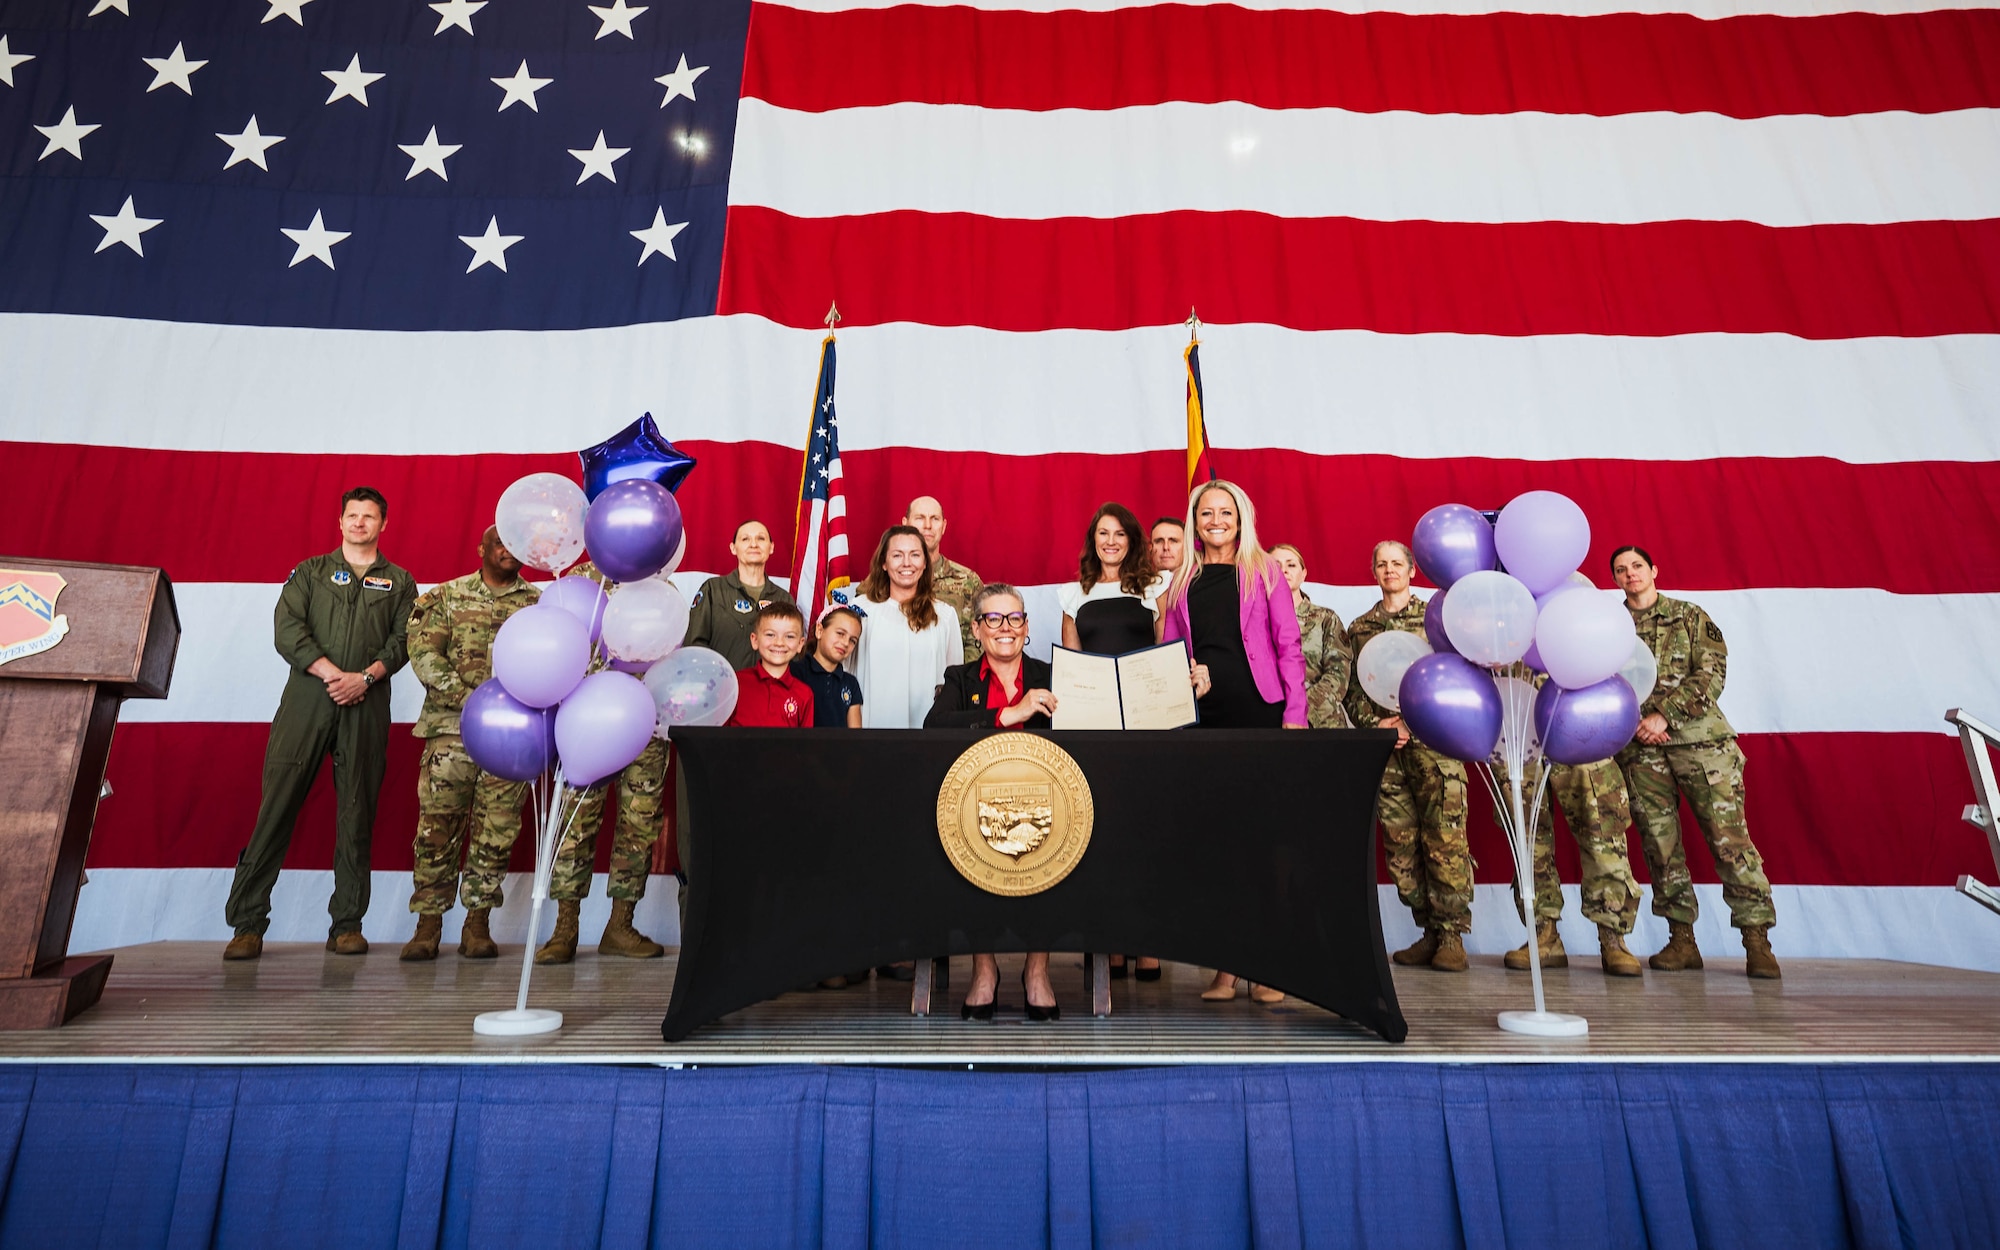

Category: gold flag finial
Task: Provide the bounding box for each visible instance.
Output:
[824,301,842,333]
[1185,307,1201,343]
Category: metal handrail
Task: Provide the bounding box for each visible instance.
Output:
[1946,709,2000,918]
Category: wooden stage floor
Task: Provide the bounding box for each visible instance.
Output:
[3,942,1997,1066]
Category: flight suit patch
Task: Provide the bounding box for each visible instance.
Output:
[1704,621,1723,642]
[331,570,352,585]
[733,598,754,613]
[363,575,394,592]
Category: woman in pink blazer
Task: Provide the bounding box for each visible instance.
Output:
[1159,480,1308,730]
[1159,479,1309,1004]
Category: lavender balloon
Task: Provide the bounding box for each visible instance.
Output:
[1397,653,1503,762]
[1411,504,1497,590]
[537,575,608,646]
[1534,675,1641,765]
[459,680,556,782]
[554,671,658,786]
[1493,490,1591,596]
[491,604,591,708]
[583,478,683,583]
[644,647,739,734]
[1534,589,1637,690]
[1422,588,1456,655]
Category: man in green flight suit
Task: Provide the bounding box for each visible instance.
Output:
[223,487,419,959]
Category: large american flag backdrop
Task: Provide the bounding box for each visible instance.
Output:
[5,0,2000,958]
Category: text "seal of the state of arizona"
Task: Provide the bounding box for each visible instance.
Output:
[936,734,1094,897]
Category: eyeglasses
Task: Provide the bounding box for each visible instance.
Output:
[975,612,1028,629]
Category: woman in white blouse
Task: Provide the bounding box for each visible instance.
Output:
[1057,501,1168,982]
[844,526,962,729]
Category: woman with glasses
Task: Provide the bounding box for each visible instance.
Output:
[925,584,1063,1021]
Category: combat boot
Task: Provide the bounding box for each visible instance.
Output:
[1429,930,1468,972]
[1649,920,1704,971]
[222,932,262,961]
[1598,927,1643,977]
[459,908,499,959]
[401,914,443,962]
[1741,925,1781,979]
[1503,920,1567,970]
[1392,931,1439,966]
[535,900,580,965]
[597,899,665,959]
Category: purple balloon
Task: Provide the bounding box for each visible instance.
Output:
[1397,653,1503,762]
[491,604,591,708]
[460,679,556,782]
[1411,504,1497,590]
[554,671,659,786]
[1493,491,1591,596]
[1423,589,1457,655]
[607,656,652,675]
[1521,638,1548,674]
[1533,675,1640,765]
[582,478,684,583]
[538,575,608,646]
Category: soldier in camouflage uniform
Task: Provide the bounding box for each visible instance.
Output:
[1345,541,1473,971]
[400,527,539,961]
[1271,544,1352,728]
[1499,758,1645,977]
[536,560,671,964]
[905,495,984,662]
[1610,545,1779,978]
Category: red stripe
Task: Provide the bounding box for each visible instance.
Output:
[745,4,2000,119]
[717,209,2000,337]
[88,722,1990,888]
[10,441,1999,595]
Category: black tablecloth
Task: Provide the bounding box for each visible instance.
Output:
[662,728,1405,1042]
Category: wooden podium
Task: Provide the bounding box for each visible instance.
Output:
[0,558,178,1029]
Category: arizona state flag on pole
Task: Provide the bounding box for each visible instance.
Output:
[790,325,849,618]
[1184,322,1215,490]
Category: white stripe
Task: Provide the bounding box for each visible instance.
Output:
[827,492,846,519]
[64,870,2000,973]
[764,0,2000,17]
[119,580,2000,735]
[732,101,2000,227]
[9,315,1997,464]
[826,534,848,558]
[795,498,828,610]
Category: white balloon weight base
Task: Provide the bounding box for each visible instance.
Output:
[474,1008,563,1037]
[1498,1010,1589,1038]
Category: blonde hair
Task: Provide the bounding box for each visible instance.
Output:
[1166,479,1280,609]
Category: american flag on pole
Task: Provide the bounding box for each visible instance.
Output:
[6,0,2000,958]
[789,331,848,619]
[1184,331,1214,491]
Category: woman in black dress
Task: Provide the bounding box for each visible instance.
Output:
[1058,502,1168,979]
[1159,480,1308,1003]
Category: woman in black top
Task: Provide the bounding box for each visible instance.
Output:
[924,585,1063,1021]
[1059,502,1167,657]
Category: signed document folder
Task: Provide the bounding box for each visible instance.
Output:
[1050,641,1199,731]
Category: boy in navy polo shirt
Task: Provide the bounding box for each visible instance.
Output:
[726,603,814,727]
[790,604,865,728]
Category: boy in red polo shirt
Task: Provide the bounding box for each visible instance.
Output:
[727,603,814,727]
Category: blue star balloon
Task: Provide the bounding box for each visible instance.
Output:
[578,413,697,501]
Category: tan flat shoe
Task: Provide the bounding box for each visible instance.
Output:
[1200,973,1240,1002]
[1249,983,1284,1004]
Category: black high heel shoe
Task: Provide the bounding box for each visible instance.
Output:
[1134,959,1162,983]
[960,996,996,1022]
[1021,972,1060,1022]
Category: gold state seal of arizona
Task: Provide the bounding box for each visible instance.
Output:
[936,734,1095,897]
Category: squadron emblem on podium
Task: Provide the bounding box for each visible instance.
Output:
[936,734,1094,896]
